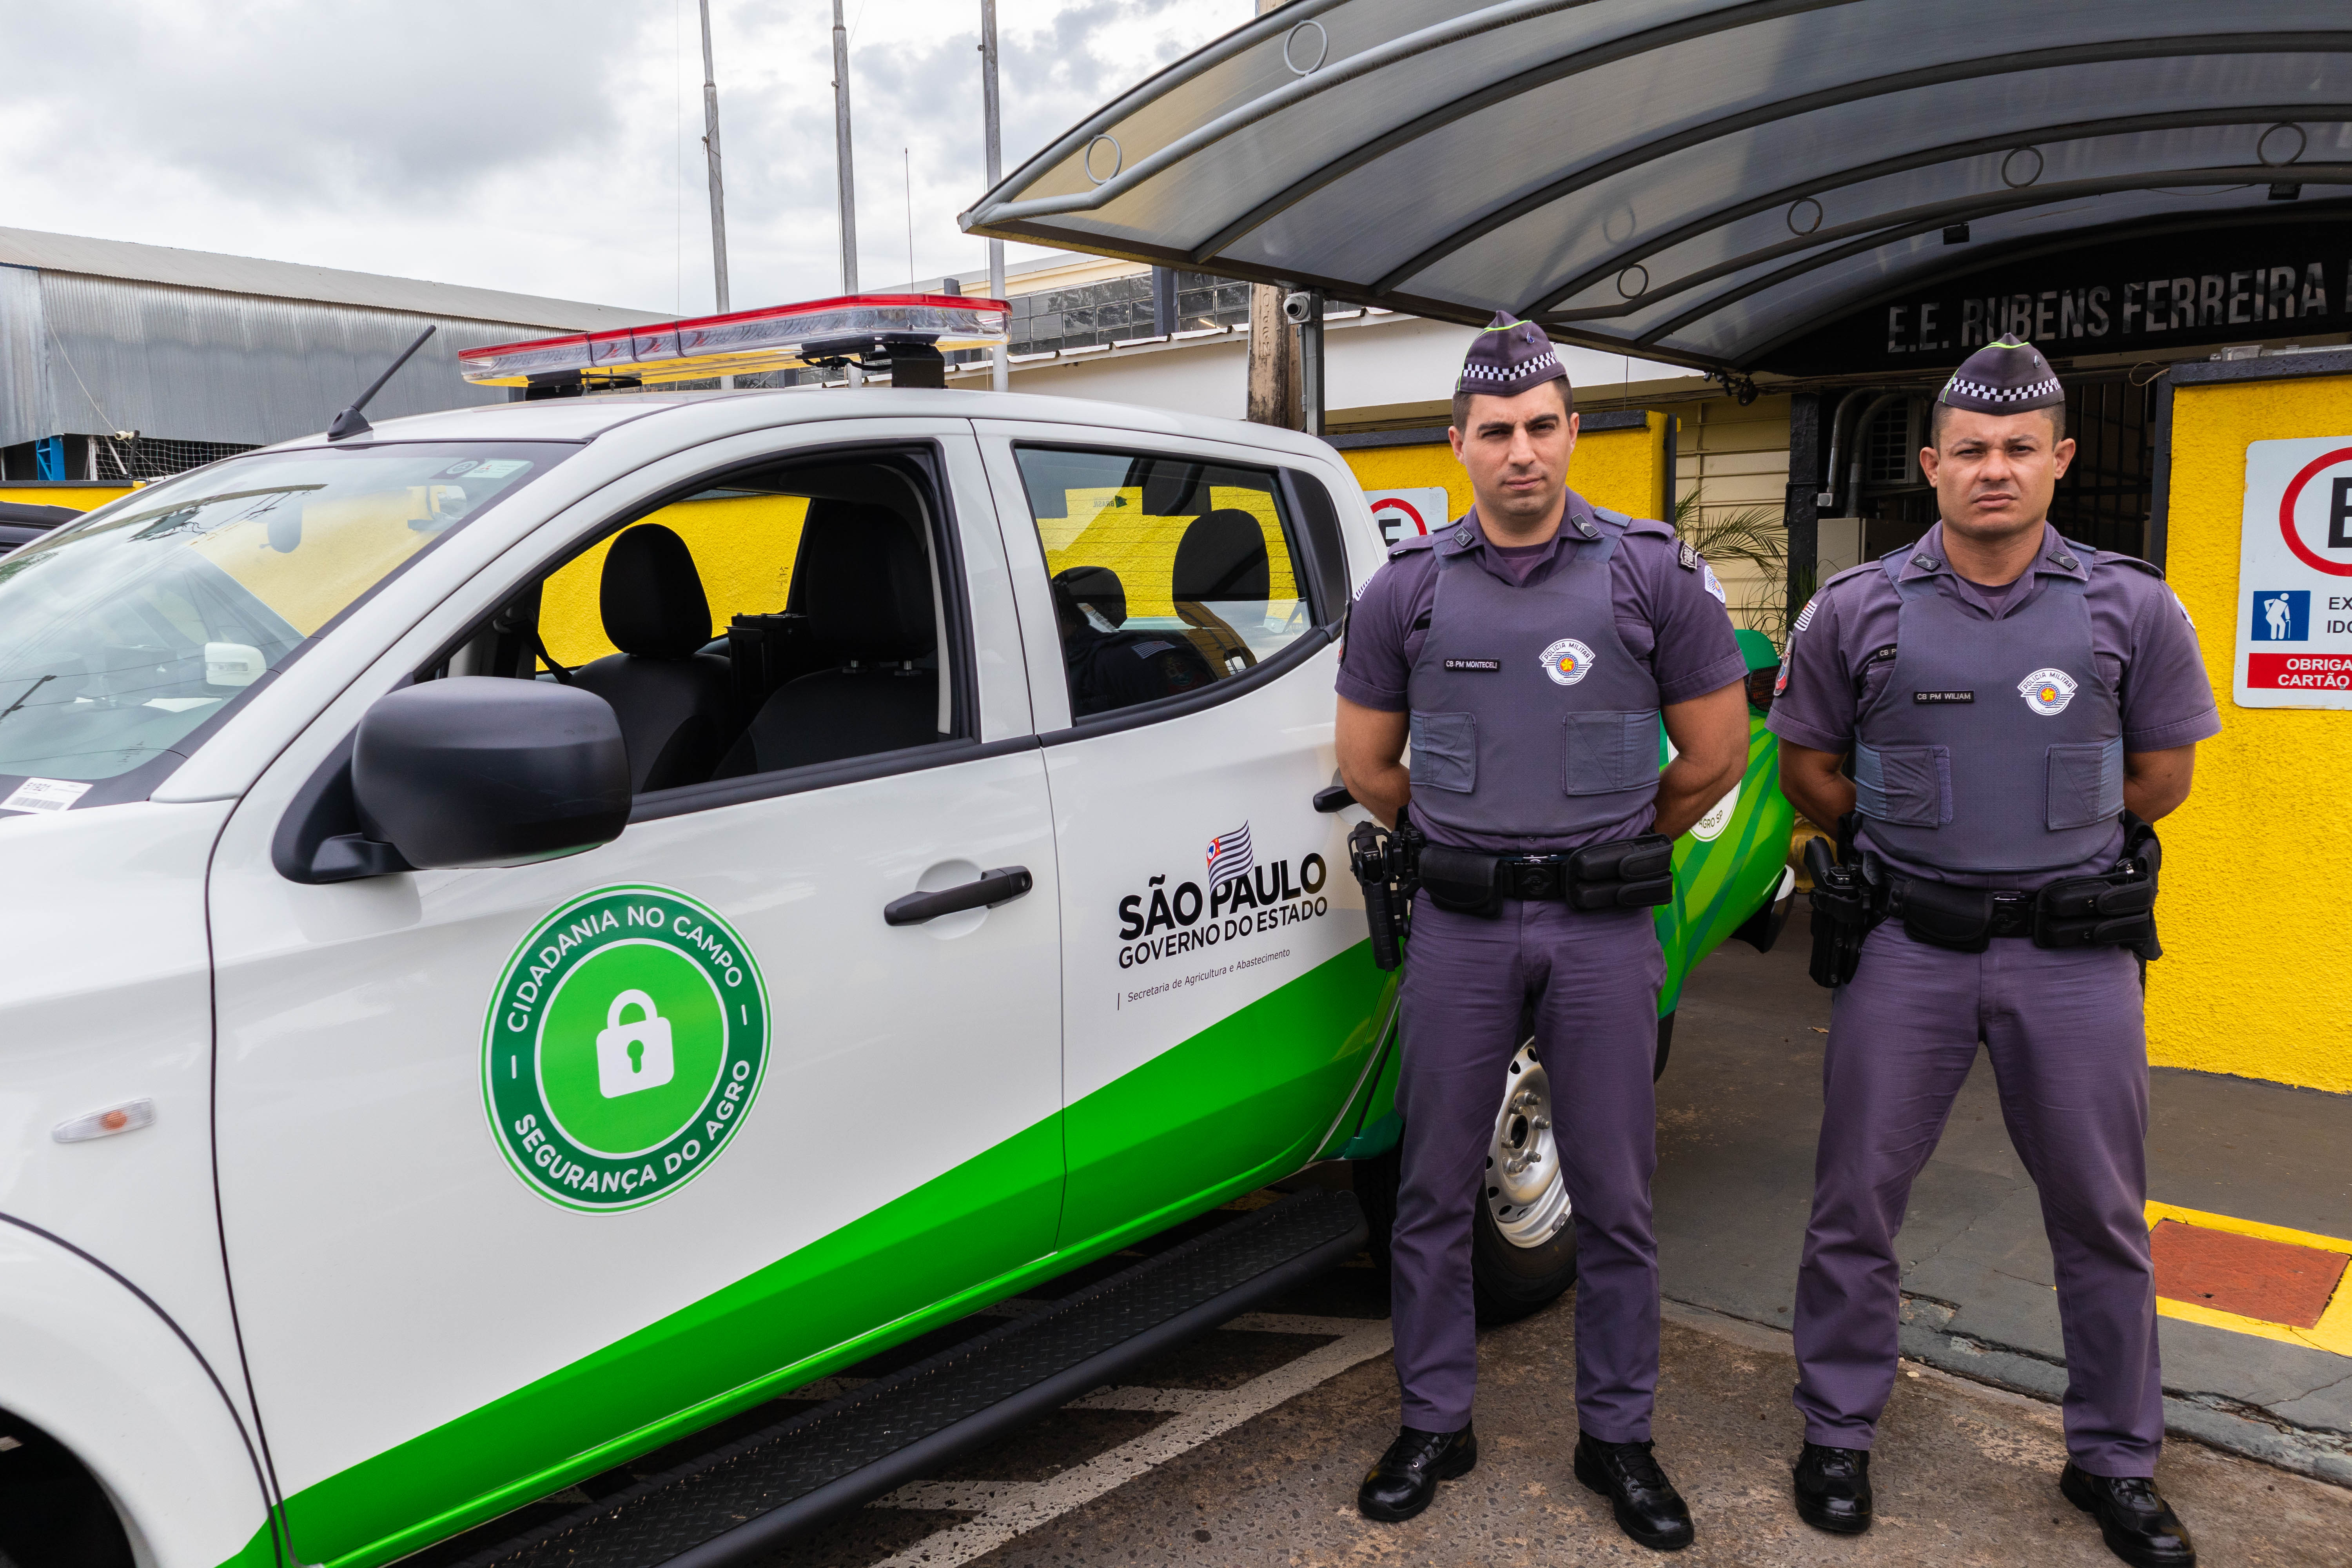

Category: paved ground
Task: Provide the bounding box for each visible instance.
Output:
[431,931,2352,1566]
[1656,937,2352,1481]
[742,1254,2351,1567]
[732,936,2352,1565]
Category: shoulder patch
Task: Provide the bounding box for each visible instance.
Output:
[1677,539,1700,571]
[1793,595,1820,633]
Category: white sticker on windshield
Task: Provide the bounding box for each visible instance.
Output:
[462,459,532,479]
[2,778,92,813]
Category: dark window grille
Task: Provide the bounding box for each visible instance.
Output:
[2048,377,2156,558]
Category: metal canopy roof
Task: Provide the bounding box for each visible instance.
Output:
[961,0,2352,374]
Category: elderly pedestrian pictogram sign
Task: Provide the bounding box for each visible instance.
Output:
[2235,437,2352,709]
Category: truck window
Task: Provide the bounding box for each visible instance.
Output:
[1011,446,1314,721]
[443,450,964,798]
[0,441,564,792]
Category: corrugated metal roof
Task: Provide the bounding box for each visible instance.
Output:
[962,0,2352,372]
[0,225,660,332]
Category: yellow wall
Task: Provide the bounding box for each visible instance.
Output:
[539,494,811,667]
[1338,412,1669,526]
[4,485,134,510]
[1036,486,1298,617]
[2150,375,2352,1093]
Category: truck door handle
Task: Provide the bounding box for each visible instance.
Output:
[884,866,1034,926]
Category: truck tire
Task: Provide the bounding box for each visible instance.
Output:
[1471,1040,1577,1324]
[1350,1037,1579,1328]
[0,1417,134,1568]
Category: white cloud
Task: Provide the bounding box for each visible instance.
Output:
[0,0,1248,316]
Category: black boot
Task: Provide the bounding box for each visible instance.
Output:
[1793,1442,1872,1534]
[1573,1434,1695,1551]
[1357,1424,1476,1522]
[2061,1464,2197,1567]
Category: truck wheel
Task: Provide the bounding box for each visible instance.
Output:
[1472,1041,1577,1325]
[0,1416,133,1568]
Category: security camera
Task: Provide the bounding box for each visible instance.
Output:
[1281,291,1317,325]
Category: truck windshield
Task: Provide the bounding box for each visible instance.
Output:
[0,441,568,787]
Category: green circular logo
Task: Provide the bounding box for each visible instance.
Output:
[483,885,768,1212]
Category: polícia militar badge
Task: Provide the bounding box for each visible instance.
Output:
[2018,668,2078,715]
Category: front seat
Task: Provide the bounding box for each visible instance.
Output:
[715,503,940,775]
[568,523,734,792]
[1172,508,1271,675]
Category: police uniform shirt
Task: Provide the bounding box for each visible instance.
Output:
[1338,492,1746,851]
[1768,521,2220,887]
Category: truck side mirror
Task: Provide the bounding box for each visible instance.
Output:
[350,678,630,870]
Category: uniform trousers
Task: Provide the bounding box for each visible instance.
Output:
[1393,893,1666,1437]
[1793,922,2163,1476]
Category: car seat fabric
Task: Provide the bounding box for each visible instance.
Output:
[1172,508,1272,604]
[716,503,943,775]
[569,523,734,793]
[1172,508,1271,675]
[1050,563,1214,718]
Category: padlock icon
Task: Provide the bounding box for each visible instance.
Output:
[595,989,674,1099]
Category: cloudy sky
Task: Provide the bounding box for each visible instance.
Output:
[0,0,1251,314]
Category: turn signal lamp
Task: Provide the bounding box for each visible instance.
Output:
[457,294,1009,387]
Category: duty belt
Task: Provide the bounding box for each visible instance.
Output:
[1417,835,1674,917]
[1882,877,2036,942]
[1804,810,2163,985]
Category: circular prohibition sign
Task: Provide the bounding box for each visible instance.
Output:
[1370,495,1431,536]
[2278,445,2352,577]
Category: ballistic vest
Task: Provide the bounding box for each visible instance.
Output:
[1852,541,2125,877]
[1404,507,1662,849]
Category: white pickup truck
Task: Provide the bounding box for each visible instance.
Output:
[0,386,1789,1568]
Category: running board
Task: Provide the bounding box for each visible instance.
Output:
[454,1188,1366,1568]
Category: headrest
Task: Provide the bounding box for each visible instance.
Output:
[601,523,712,659]
[1172,509,1270,604]
[1052,565,1127,629]
[799,501,936,661]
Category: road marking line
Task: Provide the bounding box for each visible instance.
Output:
[1063,1384,1212,1412]
[873,1479,1047,1512]
[861,1321,1393,1568]
[1220,1310,1365,1337]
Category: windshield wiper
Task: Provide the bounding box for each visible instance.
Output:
[0,674,54,730]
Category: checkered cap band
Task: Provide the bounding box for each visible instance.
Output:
[1458,350,1559,383]
[1941,374,2062,405]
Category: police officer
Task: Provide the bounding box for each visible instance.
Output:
[1768,337,2218,1567]
[1335,315,1750,1546]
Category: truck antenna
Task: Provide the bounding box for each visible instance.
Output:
[328,325,437,441]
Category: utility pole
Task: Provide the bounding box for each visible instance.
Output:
[832,0,862,385]
[697,0,730,314]
[697,0,734,388]
[981,0,1008,393]
[1245,0,1301,428]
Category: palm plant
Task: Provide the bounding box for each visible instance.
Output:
[1672,486,1805,648]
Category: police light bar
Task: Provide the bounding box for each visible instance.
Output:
[457,294,1009,386]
